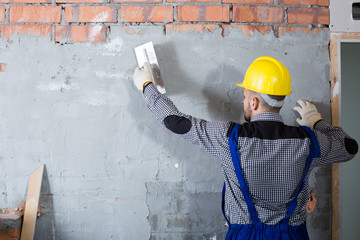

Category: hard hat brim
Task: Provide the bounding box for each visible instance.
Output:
[235,83,244,88]
[235,82,292,96]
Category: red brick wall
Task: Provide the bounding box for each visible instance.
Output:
[0,0,329,42]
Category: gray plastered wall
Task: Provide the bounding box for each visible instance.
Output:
[0,26,331,239]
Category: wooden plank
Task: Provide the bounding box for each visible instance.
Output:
[330,32,360,240]
[332,163,340,240]
[330,33,340,240]
[20,164,44,240]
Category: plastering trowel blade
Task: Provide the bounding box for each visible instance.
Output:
[134,42,166,94]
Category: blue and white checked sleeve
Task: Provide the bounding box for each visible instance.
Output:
[143,83,230,159]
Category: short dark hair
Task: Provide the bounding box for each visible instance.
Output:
[247,90,286,112]
[268,94,286,102]
[261,94,286,112]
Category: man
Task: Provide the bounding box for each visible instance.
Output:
[133,56,358,239]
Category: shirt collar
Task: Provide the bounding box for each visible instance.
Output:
[250,112,283,123]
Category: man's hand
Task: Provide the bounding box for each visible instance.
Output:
[133,62,153,91]
[293,100,322,128]
[306,190,317,213]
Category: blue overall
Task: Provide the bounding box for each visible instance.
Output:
[222,123,321,240]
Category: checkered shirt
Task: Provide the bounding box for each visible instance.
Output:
[143,83,356,226]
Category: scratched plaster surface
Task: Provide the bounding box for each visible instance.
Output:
[0,26,331,239]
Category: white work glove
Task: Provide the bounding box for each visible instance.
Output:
[133,62,153,91]
[293,100,323,128]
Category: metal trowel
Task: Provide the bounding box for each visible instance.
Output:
[134,42,166,94]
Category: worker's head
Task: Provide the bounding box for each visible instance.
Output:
[237,56,291,121]
[242,89,286,122]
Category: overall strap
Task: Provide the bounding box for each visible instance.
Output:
[228,123,260,224]
[282,126,321,225]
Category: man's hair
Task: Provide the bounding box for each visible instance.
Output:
[248,90,285,113]
[261,94,285,112]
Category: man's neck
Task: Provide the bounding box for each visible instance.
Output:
[251,109,279,119]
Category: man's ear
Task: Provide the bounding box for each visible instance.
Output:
[251,97,260,111]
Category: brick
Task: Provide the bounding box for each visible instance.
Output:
[57,0,106,3]
[56,26,107,43]
[166,24,218,33]
[0,6,4,22]
[65,6,117,23]
[223,0,272,3]
[222,24,272,37]
[178,5,229,22]
[0,0,51,3]
[279,0,329,6]
[168,0,217,2]
[121,6,173,22]
[10,6,61,23]
[115,0,161,3]
[0,63,7,72]
[0,25,52,41]
[118,26,143,34]
[278,26,327,35]
[287,7,329,24]
[233,6,284,23]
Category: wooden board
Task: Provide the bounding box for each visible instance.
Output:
[330,32,360,240]
[20,164,44,240]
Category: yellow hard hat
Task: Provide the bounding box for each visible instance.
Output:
[236,56,292,96]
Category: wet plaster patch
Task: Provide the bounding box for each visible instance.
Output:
[146,181,227,240]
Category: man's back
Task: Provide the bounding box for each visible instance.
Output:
[222,113,312,226]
